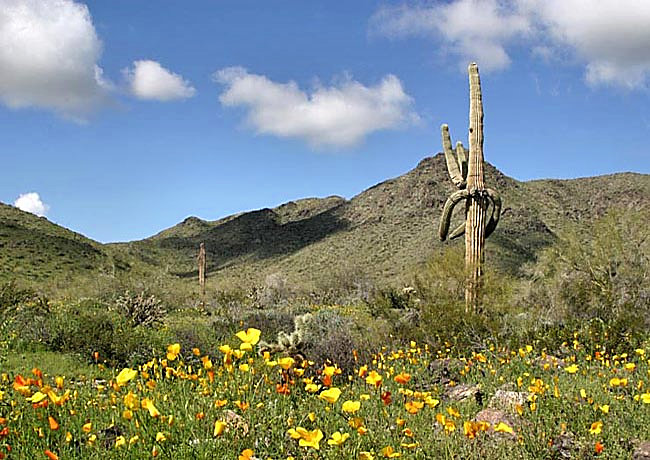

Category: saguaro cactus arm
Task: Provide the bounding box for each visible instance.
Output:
[439,189,470,241]
[442,124,466,189]
[484,188,502,238]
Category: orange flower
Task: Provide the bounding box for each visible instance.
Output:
[595,441,604,454]
[48,416,59,431]
[44,450,58,460]
[405,400,424,414]
[381,391,392,405]
[394,373,411,385]
[239,449,255,460]
[276,383,291,395]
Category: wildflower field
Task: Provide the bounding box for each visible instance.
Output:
[2,327,650,459]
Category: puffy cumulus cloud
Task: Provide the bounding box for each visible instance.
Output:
[213,67,419,148]
[0,0,110,118]
[370,0,650,88]
[370,1,531,72]
[125,60,196,101]
[526,0,650,89]
[14,192,49,217]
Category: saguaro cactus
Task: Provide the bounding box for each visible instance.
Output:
[438,63,502,312]
[198,242,206,297]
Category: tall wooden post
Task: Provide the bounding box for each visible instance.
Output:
[198,242,206,298]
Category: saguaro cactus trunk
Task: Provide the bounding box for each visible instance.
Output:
[465,64,487,311]
[198,242,206,297]
[438,63,502,313]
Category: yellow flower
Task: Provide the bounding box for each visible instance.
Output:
[580,389,587,399]
[342,400,361,413]
[236,328,261,351]
[565,364,579,374]
[305,383,320,393]
[123,391,139,410]
[141,398,161,417]
[55,376,64,389]
[289,427,323,450]
[327,431,350,446]
[82,423,92,433]
[610,377,628,387]
[493,422,514,435]
[381,446,401,458]
[27,391,47,403]
[278,357,295,370]
[155,432,166,442]
[640,393,650,404]
[589,421,603,435]
[599,404,610,414]
[122,409,133,420]
[319,387,341,404]
[115,436,126,448]
[366,371,383,387]
[359,452,375,460]
[115,368,138,386]
[214,421,227,436]
[166,343,181,361]
[446,407,460,418]
[625,362,636,371]
[129,435,139,445]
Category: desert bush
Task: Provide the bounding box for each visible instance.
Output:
[29,299,170,366]
[522,209,650,326]
[113,290,166,328]
[410,245,517,349]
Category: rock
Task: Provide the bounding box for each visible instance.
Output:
[549,432,578,459]
[634,441,650,460]
[222,409,249,435]
[444,383,483,405]
[473,408,518,440]
[536,354,566,369]
[488,390,530,414]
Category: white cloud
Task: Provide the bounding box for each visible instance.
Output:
[14,192,49,217]
[526,0,650,89]
[213,67,418,147]
[370,1,531,72]
[0,0,110,118]
[371,0,650,88]
[125,60,196,101]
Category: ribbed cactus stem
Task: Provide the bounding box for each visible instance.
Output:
[437,62,501,314]
[464,62,487,312]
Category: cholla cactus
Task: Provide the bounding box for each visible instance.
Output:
[260,313,313,358]
[438,63,502,312]
[115,291,165,328]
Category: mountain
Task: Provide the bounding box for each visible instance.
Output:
[2,154,649,293]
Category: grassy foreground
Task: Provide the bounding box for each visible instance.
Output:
[1,328,649,459]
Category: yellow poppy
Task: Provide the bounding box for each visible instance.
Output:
[319,387,341,404]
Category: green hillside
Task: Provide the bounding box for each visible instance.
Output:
[2,154,649,295]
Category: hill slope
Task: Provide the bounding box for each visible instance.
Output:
[2,154,649,292]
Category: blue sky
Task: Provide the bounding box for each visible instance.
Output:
[2,0,650,243]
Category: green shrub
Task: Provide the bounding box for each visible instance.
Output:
[522,209,650,325]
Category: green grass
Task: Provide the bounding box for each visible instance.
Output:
[1,328,649,459]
